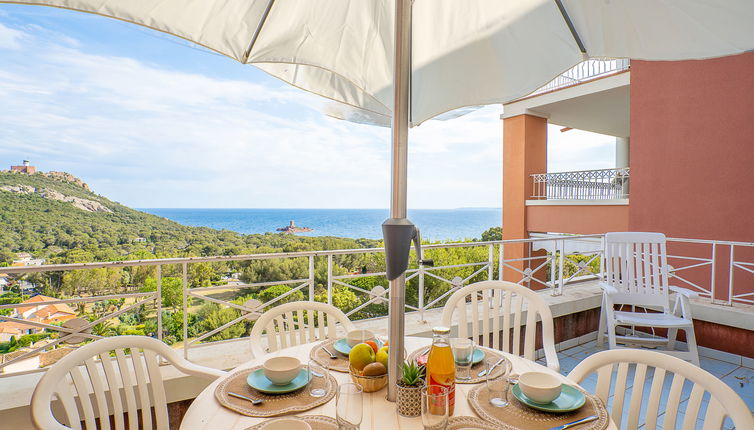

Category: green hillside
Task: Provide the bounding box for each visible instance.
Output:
[0,170,378,264]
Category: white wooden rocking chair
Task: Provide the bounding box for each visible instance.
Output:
[598,232,700,365]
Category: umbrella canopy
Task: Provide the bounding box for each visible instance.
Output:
[5,0,754,401]
[4,0,754,127]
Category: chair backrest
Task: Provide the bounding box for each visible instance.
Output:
[568,349,754,430]
[603,232,671,309]
[31,335,225,430]
[440,280,559,370]
[249,301,355,357]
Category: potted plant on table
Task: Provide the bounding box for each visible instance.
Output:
[396,359,425,417]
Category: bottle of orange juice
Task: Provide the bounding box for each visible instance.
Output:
[426,326,455,415]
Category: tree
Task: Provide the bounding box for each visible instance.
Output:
[315,285,360,313]
[61,267,124,296]
[158,310,199,344]
[141,277,183,309]
[197,303,246,342]
[240,257,308,286]
[0,250,15,265]
[257,284,304,307]
[481,226,502,242]
[189,262,217,289]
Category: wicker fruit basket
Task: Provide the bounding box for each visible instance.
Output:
[349,365,388,392]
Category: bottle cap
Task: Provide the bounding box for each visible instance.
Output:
[432,326,450,335]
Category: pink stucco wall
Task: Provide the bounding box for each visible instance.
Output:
[629,53,754,242]
[630,53,754,307]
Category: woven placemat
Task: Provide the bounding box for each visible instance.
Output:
[467,383,609,430]
[407,346,505,384]
[215,366,337,418]
[309,339,350,373]
[245,415,338,430]
[447,415,501,429]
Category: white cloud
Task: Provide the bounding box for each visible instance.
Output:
[0,22,24,49]
[0,17,509,210]
[0,12,610,210]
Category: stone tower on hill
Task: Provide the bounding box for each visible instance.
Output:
[10,160,36,174]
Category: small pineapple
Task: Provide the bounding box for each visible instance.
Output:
[399,360,424,386]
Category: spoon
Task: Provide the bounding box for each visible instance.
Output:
[546,414,598,430]
[228,391,263,405]
[322,346,338,359]
[478,357,505,377]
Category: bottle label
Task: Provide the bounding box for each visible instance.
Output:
[428,374,455,413]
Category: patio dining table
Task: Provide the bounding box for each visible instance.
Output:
[180,337,616,429]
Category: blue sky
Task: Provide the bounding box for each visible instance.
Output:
[0,5,615,209]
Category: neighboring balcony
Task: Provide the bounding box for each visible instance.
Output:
[525,168,630,234]
[530,167,630,201]
[530,58,631,97]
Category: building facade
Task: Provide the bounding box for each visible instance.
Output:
[501,52,754,357]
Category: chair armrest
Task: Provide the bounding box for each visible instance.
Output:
[598,281,618,295]
[669,286,699,299]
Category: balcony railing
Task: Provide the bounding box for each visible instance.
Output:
[1,234,752,375]
[530,167,629,200]
[530,58,630,97]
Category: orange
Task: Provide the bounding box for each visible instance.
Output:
[365,340,379,353]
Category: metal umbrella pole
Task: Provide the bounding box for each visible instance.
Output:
[384,0,412,402]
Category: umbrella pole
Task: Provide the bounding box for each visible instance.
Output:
[386,0,411,402]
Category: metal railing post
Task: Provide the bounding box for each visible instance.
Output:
[182,262,188,358]
[308,255,315,301]
[326,255,333,306]
[418,266,425,321]
[498,244,504,281]
[728,245,735,306]
[710,243,717,304]
[156,265,163,341]
[556,240,565,296]
[550,247,556,292]
[487,244,494,280]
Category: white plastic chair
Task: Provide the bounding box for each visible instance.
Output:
[31,335,226,430]
[568,349,754,430]
[249,301,355,358]
[598,232,700,365]
[440,280,559,371]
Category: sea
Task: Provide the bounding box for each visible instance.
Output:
[139,208,502,241]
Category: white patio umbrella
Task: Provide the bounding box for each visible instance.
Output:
[5,0,754,400]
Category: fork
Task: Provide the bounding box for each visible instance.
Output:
[228,391,263,405]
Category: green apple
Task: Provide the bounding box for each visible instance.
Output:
[376,347,389,369]
[349,343,376,371]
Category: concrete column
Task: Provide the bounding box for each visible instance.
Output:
[616,137,630,197]
[616,137,630,168]
[501,114,547,284]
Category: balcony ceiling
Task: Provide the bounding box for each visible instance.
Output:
[503,72,630,138]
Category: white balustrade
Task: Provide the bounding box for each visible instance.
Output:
[1,233,752,375]
[531,167,630,200]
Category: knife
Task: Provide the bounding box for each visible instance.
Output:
[546,415,598,430]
